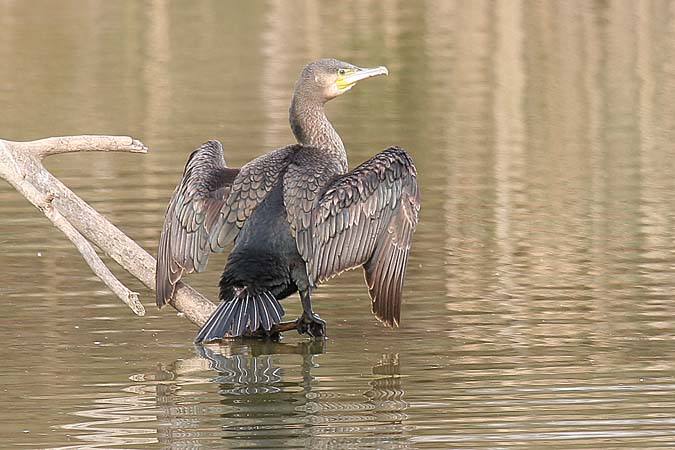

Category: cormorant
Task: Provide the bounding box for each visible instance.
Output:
[156,58,420,343]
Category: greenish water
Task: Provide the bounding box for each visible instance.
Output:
[2,1,675,448]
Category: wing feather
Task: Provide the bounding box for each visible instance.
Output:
[211,146,295,251]
[156,142,297,307]
[156,140,238,307]
[286,146,420,326]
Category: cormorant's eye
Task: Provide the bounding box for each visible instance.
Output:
[338,68,347,75]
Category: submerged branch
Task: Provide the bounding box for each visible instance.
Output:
[0,135,216,327]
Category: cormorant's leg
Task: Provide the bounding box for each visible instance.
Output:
[297,289,326,338]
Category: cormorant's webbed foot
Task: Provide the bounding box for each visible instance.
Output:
[297,312,327,338]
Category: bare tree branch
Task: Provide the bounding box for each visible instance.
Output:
[41,192,145,316]
[0,135,216,326]
[16,135,148,159]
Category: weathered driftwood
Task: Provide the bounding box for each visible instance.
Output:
[0,135,217,326]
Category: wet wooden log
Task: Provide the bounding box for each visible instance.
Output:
[0,135,216,327]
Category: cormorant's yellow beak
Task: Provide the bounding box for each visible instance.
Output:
[336,66,389,90]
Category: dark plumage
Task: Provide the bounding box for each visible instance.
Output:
[156,58,420,343]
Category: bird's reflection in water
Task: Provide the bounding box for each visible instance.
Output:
[177,341,411,448]
[196,339,323,396]
[367,354,408,414]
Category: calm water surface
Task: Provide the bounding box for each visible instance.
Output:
[1,1,675,448]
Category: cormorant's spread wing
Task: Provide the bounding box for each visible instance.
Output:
[156,141,239,307]
[289,146,420,326]
[156,142,296,307]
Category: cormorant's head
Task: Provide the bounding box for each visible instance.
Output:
[295,58,388,103]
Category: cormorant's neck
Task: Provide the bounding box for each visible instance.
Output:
[289,93,348,172]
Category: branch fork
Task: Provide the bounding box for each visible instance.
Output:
[0,135,216,327]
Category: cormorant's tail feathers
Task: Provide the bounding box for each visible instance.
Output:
[194,290,285,343]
